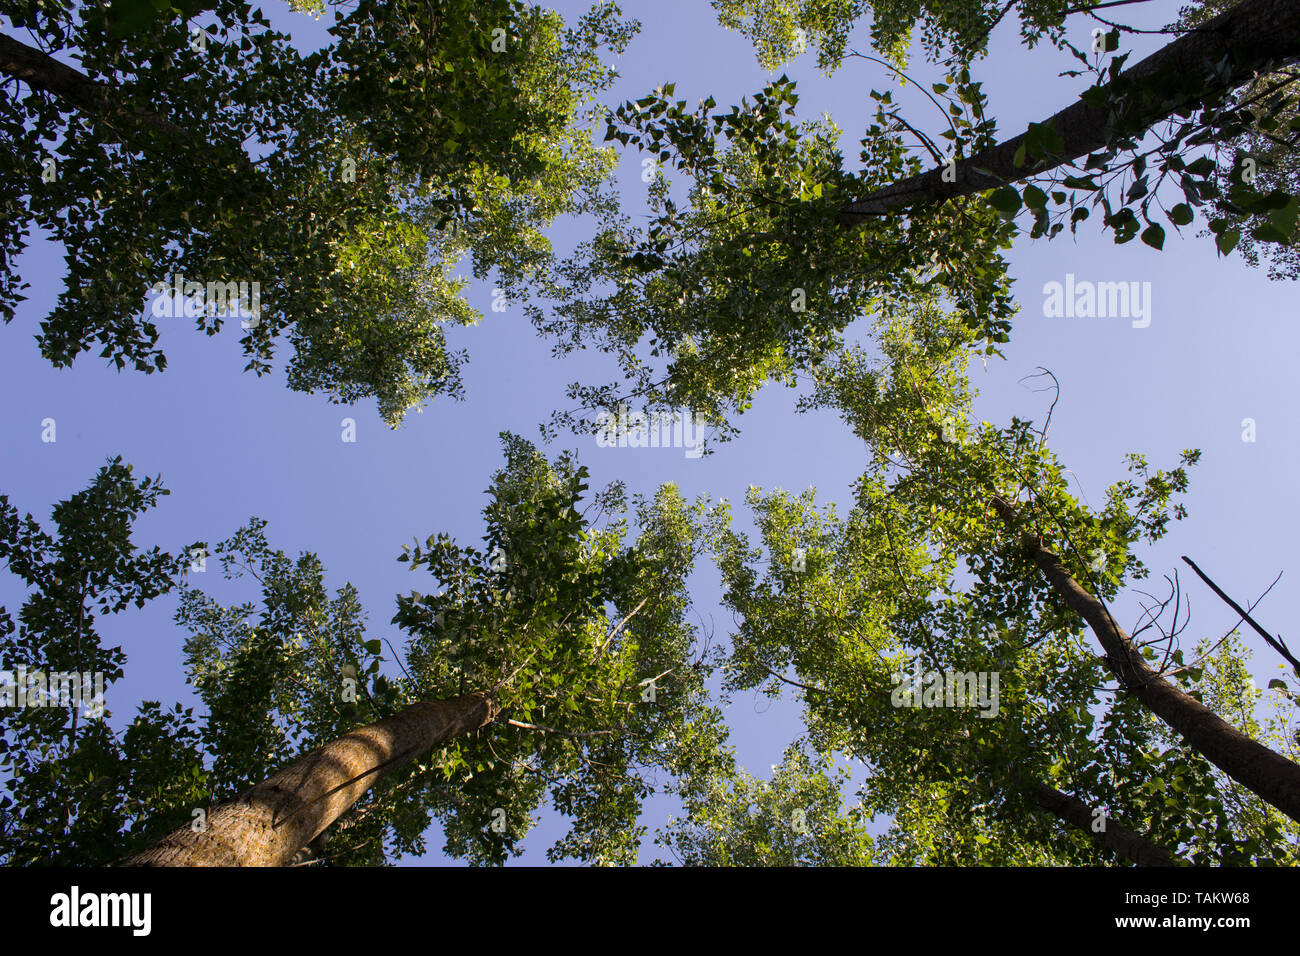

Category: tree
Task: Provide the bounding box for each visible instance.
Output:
[8,408,1294,864]
[1,0,633,423]
[513,0,1300,845]
[1173,0,1300,276]
[1,443,734,867]
[9,1,1299,869]
[701,298,1299,862]
[543,0,1298,444]
[839,0,1300,210]
[85,436,725,866]
[709,0,1300,257]
[836,0,1300,266]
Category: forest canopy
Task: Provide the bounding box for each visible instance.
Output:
[0,0,1298,868]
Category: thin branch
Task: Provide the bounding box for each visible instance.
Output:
[758,662,834,698]
[1181,556,1298,675]
[594,595,649,658]
[504,719,619,739]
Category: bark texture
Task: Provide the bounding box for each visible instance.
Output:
[840,0,1300,220]
[125,692,499,866]
[991,494,1300,825]
[1029,781,1180,866]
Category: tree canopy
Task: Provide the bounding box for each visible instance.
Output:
[2,0,1299,868]
[2,0,633,423]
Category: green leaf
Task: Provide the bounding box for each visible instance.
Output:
[1268,195,1299,236]
[988,186,1022,217]
[109,0,160,35]
[1168,203,1194,226]
[1251,223,1290,243]
[1037,122,1064,156]
[1080,85,1108,110]
[1061,174,1099,191]
[1140,223,1165,250]
[1216,228,1241,255]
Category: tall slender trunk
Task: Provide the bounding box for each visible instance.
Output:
[1029,781,1179,866]
[125,692,499,866]
[991,494,1300,824]
[840,0,1300,220]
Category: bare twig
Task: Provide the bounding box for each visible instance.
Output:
[1181,556,1298,676]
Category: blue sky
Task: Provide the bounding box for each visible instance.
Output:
[2,0,1296,864]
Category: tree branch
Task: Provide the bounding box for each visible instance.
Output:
[989,493,1300,824]
[0,31,250,171]
[839,0,1300,221]
[1181,555,1299,676]
[1029,780,1181,866]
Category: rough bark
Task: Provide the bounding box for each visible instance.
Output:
[124,692,500,867]
[991,494,1300,825]
[840,0,1300,221]
[1029,780,1180,866]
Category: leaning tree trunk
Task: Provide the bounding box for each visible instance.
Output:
[125,692,499,866]
[991,494,1300,825]
[1029,781,1179,867]
[840,0,1300,220]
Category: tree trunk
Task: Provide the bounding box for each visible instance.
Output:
[1029,781,1179,866]
[991,494,1300,825]
[124,692,499,866]
[839,0,1300,221]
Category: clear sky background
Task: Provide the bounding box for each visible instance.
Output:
[2,0,1296,864]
